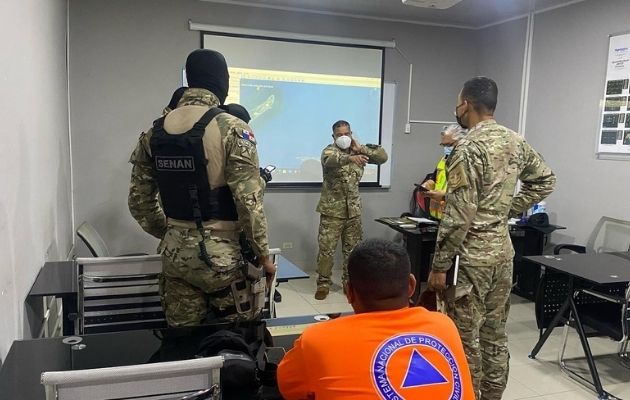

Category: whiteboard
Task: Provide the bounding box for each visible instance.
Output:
[380,82,396,188]
[597,32,630,156]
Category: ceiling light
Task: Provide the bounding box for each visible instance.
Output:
[401,0,463,9]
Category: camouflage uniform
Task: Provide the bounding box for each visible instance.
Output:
[128,88,269,326]
[316,143,388,287]
[432,119,556,400]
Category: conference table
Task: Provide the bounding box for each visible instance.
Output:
[0,314,330,400]
[526,252,630,400]
[27,255,309,336]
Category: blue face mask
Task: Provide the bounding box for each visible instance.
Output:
[443,146,453,156]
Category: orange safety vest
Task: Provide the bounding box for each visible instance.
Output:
[277,307,475,400]
[429,157,447,220]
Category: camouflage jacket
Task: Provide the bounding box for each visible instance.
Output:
[128,88,270,257]
[432,119,556,271]
[316,143,388,219]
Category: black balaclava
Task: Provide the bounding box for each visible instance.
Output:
[185,49,229,104]
[221,103,251,123]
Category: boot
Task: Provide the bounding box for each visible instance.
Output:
[314,286,329,300]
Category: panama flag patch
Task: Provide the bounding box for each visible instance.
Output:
[241,130,256,143]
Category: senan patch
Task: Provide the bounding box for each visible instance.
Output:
[371,333,463,400]
[155,156,195,172]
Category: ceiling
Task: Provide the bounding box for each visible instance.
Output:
[202,0,584,29]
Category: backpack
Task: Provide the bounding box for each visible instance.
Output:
[197,329,281,400]
[409,172,435,218]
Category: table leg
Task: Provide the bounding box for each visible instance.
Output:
[529,295,571,358]
[568,295,608,399]
[61,294,77,336]
[530,293,615,399]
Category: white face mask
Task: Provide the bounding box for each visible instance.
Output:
[335,135,352,150]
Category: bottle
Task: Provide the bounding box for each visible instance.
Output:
[532,201,547,214]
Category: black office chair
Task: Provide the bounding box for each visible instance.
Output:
[534,217,630,391]
[535,216,630,332]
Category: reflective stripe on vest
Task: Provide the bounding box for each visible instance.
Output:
[429,157,447,220]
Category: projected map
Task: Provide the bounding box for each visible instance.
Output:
[224,67,382,183]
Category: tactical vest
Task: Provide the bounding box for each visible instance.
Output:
[429,157,447,220]
[150,108,238,222]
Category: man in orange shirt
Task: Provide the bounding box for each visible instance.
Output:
[277,239,474,400]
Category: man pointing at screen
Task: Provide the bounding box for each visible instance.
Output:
[315,120,388,300]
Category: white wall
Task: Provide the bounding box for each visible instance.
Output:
[0,0,72,359]
[68,0,477,269]
[476,18,528,131]
[526,0,630,245]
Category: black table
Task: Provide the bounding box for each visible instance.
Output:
[28,261,77,336]
[376,217,563,300]
[0,314,330,400]
[526,252,630,400]
[27,255,309,336]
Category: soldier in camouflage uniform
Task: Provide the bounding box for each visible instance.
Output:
[315,120,388,300]
[428,77,556,400]
[128,49,275,326]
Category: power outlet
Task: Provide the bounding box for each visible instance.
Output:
[404,123,411,134]
[282,242,293,249]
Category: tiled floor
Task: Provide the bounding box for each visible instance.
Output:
[275,269,630,400]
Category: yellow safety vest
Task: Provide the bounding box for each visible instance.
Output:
[429,157,447,220]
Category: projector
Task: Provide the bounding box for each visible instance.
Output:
[401,0,463,9]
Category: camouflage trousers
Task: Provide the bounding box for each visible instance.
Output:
[316,214,362,287]
[445,262,512,400]
[159,226,257,327]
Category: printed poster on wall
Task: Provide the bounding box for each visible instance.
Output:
[598,33,630,155]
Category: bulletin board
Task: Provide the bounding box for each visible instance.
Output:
[598,32,630,156]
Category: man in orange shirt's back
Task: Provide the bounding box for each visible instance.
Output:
[277,239,475,400]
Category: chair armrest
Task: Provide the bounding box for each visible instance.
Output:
[553,244,586,255]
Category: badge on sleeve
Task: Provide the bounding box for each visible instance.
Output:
[241,130,256,144]
[448,160,469,190]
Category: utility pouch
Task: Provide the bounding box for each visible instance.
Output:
[230,280,251,314]
[242,260,264,281]
[250,277,266,315]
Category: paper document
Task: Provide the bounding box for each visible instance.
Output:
[447,255,460,286]
[407,217,438,225]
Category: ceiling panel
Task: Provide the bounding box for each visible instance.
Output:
[203,0,584,28]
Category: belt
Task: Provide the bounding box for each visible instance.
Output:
[167,219,239,240]
[212,280,247,298]
[212,302,252,318]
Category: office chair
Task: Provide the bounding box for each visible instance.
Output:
[535,217,630,331]
[535,217,630,391]
[76,255,166,334]
[262,248,281,319]
[76,221,147,257]
[76,222,111,257]
[41,356,223,400]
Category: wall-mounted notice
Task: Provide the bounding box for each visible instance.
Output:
[598,33,630,155]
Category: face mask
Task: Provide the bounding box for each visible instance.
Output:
[455,113,468,130]
[454,104,469,130]
[443,146,453,156]
[335,135,351,150]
